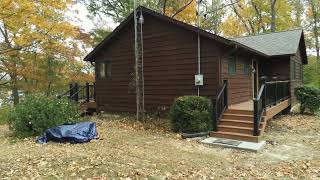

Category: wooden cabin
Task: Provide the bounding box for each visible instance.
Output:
[83,6,308,142]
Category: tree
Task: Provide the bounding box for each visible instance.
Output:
[0,0,93,104]
[270,0,277,32]
[81,0,197,24]
[199,0,225,34]
[304,56,320,88]
[220,0,296,37]
[306,0,320,66]
[89,28,112,46]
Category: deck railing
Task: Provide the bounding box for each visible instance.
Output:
[253,78,290,136]
[213,80,228,131]
[59,82,96,103]
[265,80,290,107]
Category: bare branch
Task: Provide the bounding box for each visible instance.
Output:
[171,0,194,18]
[0,81,9,86]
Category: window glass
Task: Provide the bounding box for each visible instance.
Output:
[228,56,236,75]
[97,62,111,78]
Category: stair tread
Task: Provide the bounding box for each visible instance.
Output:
[212,131,256,137]
[221,119,265,123]
[219,125,262,130]
[224,113,253,117]
[226,109,253,113]
[221,119,254,123]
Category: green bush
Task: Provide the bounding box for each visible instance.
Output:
[295,86,320,114]
[169,96,213,133]
[7,95,80,137]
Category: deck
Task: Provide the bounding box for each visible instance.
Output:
[228,99,291,120]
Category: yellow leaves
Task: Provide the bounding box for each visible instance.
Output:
[220,0,297,37]
[164,0,197,24]
[0,0,92,95]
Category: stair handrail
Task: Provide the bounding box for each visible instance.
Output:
[253,78,266,136]
[58,84,77,99]
[213,80,228,131]
[58,82,96,103]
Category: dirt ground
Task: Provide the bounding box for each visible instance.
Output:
[0,114,320,179]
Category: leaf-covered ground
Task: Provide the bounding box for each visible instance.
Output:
[0,114,320,179]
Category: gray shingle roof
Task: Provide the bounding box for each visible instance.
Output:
[232,29,303,56]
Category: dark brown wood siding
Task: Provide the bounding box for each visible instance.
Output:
[93,13,224,112]
[221,54,253,105]
[290,48,304,105]
[94,22,136,112]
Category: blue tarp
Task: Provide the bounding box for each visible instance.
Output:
[36,122,98,144]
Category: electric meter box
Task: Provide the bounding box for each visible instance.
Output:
[195,74,204,86]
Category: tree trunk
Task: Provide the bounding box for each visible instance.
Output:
[11,74,19,105]
[271,0,277,32]
[309,0,320,72]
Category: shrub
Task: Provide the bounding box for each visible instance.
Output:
[169,96,213,133]
[7,95,80,137]
[295,86,320,114]
[0,106,10,125]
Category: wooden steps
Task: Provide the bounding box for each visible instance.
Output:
[211,99,291,142]
[210,131,260,142]
[210,109,266,142]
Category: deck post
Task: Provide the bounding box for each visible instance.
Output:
[69,83,73,100]
[93,82,96,101]
[213,98,218,131]
[86,82,90,102]
[261,77,266,109]
[253,99,259,136]
[224,80,228,109]
[74,83,79,102]
[273,77,278,104]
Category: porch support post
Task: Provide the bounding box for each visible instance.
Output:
[69,83,73,100]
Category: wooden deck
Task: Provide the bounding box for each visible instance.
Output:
[229,101,254,111]
[228,99,291,120]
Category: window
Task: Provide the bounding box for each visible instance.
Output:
[228,56,236,75]
[97,61,111,78]
[243,61,250,76]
